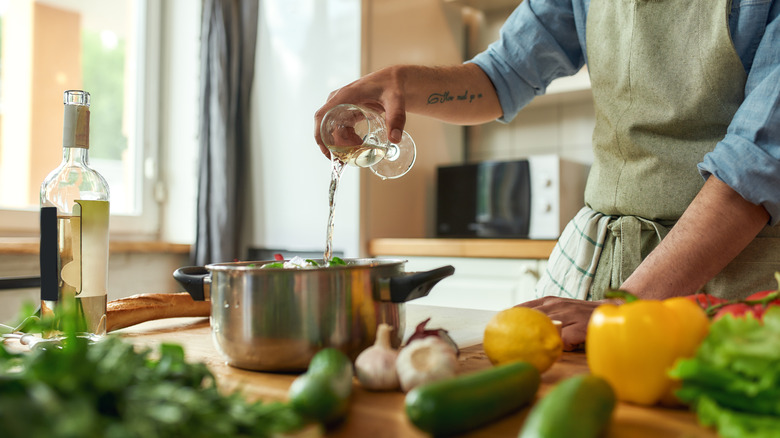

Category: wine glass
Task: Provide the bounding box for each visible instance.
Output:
[320,104,416,179]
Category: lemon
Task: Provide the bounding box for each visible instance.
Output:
[483,307,563,373]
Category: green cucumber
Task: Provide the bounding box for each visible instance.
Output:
[405,361,541,436]
[518,374,616,438]
[288,348,354,425]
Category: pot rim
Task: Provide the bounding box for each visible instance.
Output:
[205,257,408,272]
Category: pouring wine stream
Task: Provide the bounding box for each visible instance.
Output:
[324,157,346,263]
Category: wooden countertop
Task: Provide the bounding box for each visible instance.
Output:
[368,238,557,260]
[118,313,715,438]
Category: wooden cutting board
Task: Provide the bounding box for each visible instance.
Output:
[117,317,717,438]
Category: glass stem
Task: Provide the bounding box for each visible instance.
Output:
[385,144,399,161]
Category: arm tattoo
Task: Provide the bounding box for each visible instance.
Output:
[427,90,483,105]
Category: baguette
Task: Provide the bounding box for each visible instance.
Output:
[106,292,210,332]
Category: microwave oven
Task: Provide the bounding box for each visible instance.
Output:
[436,155,589,239]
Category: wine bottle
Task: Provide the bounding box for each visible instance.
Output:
[40,90,110,336]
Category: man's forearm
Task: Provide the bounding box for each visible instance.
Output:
[315,63,503,151]
[395,63,503,124]
[620,176,770,299]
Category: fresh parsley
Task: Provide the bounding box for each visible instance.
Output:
[0,307,308,438]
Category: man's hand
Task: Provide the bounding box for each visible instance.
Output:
[313,63,502,158]
[314,66,408,158]
[516,297,604,351]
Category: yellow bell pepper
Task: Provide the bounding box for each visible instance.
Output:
[586,293,709,405]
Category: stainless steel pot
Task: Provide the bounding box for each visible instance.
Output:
[173,258,454,372]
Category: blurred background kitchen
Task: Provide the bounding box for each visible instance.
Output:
[0,0,595,323]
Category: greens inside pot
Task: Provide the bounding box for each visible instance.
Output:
[259,256,347,269]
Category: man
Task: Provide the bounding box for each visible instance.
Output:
[314,0,780,350]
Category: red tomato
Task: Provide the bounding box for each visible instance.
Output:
[686,289,780,321]
[685,294,727,310]
[746,290,780,320]
[746,290,780,303]
[713,303,763,321]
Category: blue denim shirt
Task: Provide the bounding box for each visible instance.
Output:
[470,0,780,225]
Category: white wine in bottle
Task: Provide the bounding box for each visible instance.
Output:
[40,90,110,335]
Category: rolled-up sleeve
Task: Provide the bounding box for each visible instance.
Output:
[698,2,780,225]
[467,0,587,122]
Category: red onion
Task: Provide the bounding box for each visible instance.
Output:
[405,317,459,356]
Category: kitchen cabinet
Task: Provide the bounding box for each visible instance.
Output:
[378,256,544,310]
[371,238,555,310]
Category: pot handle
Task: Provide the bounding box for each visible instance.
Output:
[377,265,455,303]
[173,266,211,301]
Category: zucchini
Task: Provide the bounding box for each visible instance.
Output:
[405,361,540,436]
[518,374,616,438]
[288,348,354,425]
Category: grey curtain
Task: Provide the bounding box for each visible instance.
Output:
[193,0,258,265]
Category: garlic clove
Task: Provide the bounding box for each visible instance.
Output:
[354,323,400,391]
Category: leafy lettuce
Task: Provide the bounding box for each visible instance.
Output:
[669,306,780,437]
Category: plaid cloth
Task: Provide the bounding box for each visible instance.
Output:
[535,207,613,300]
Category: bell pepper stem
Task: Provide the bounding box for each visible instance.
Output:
[604,289,640,303]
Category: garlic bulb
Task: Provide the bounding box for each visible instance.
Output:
[396,336,458,392]
[354,323,400,391]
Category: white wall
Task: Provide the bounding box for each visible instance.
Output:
[249,0,362,257]
[470,97,595,165]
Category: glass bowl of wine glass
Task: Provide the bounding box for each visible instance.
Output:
[320,104,416,179]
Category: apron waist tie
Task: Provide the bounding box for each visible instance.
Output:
[610,216,670,287]
[535,206,676,301]
[591,215,673,299]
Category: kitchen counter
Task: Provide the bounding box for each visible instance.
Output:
[368,238,556,260]
[117,304,716,438]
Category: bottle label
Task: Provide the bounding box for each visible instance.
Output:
[40,207,59,301]
[64,200,109,297]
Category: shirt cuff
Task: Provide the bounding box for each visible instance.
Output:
[698,136,780,226]
[466,55,537,123]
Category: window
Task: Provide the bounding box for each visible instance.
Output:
[0,0,160,238]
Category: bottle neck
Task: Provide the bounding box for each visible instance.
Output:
[62,103,90,149]
[62,145,90,166]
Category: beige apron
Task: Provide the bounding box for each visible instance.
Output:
[536,0,780,300]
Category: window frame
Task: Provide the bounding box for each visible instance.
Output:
[0,0,162,240]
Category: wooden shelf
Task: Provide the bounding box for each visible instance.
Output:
[0,238,191,255]
[368,238,555,260]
